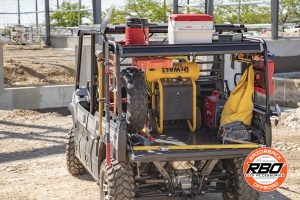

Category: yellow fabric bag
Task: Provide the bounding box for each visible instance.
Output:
[220,65,254,126]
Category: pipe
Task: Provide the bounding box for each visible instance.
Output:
[97,52,104,136]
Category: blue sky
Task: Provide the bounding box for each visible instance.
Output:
[0,0,126,25]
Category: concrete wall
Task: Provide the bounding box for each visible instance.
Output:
[271,77,300,108]
[266,39,300,57]
[49,36,95,49]
[273,55,300,73]
[0,43,74,110]
[266,39,300,73]
[0,85,73,110]
[0,42,102,110]
[256,77,300,108]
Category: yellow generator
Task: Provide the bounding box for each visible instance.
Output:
[137,57,200,133]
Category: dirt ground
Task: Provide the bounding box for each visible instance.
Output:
[0,108,299,200]
[3,45,75,87]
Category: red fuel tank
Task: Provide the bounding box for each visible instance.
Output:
[125,18,149,45]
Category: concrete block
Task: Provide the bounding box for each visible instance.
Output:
[271,78,285,106]
[266,39,300,57]
[61,85,75,107]
[0,89,13,109]
[50,36,69,48]
[257,78,300,108]
[50,36,91,49]
[280,78,300,107]
[0,85,73,110]
[274,55,300,73]
[11,86,43,109]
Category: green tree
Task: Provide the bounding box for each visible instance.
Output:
[279,0,300,23]
[214,0,270,24]
[50,2,91,27]
[214,0,300,24]
[108,0,300,25]
[109,0,170,24]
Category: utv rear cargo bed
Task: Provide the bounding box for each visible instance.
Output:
[130,124,260,162]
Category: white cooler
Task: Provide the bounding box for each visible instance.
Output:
[168,14,214,44]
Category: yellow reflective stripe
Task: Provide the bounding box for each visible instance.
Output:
[133,144,260,151]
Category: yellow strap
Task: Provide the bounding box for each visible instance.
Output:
[133,144,260,151]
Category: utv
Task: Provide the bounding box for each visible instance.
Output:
[66,22,279,199]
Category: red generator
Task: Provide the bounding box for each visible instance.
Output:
[204,91,223,129]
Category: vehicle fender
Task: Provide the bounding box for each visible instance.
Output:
[115,120,127,162]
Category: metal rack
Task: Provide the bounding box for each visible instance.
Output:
[76,29,271,119]
[75,30,272,162]
[119,41,262,57]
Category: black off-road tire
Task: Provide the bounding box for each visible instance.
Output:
[66,129,86,175]
[121,67,148,133]
[99,160,135,200]
[222,158,260,200]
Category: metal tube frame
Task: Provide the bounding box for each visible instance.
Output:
[75,31,83,89]
[108,41,122,119]
[75,30,272,166]
[90,34,96,114]
[76,29,270,116]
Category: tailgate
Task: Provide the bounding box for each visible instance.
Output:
[130,144,260,162]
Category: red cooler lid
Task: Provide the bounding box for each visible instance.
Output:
[170,14,212,21]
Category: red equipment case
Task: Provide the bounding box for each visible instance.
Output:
[204,91,223,129]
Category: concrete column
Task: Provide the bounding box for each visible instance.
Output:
[78,0,81,26]
[45,0,51,46]
[173,0,179,14]
[0,46,4,91]
[92,0,101,24]
[271,0,279,40]
[206,0,214,16]
[35,0,38,28]
[17,0,21,25]
[92,0,101,43]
